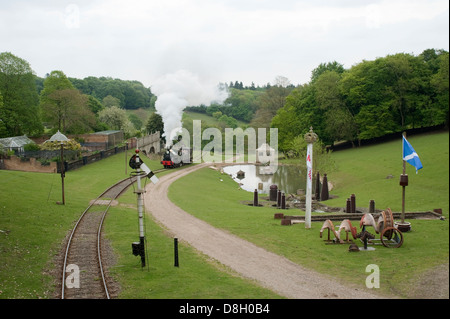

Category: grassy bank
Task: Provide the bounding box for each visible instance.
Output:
[0,152,280,299]
[168,131,449,298]
[325,131,449,214]
[0,153,131,298]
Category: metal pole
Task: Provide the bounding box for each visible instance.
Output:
[401,132,406,223]
[135,150,146,267]
[60,142,65,205]
[305,142,312,228]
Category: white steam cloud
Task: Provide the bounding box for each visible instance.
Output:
[152,69,229,146]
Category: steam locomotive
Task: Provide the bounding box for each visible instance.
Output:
[161,146,193,168]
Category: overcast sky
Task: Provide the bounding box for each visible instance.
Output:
[1,0,449,88]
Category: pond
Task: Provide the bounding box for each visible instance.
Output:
[222,164,306,194]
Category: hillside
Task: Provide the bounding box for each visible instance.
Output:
[326,130,449,214]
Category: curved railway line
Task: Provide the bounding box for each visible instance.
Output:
[60,169,165,299]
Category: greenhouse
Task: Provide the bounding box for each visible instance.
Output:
[0,135,35,154]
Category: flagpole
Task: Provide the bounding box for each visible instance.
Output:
[401,132,407,223]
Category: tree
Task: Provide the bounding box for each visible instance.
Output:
[272,50,448,151]
[42,89,96,134]
[355,104,396,139]
[146,112,164,142]
[223,89,260,122]
[218,114,238,129]
[311,61,345,83]
[382,54,417,129]
[273,76,291,88]
[102,95,121,108]
[40,71,96,134]
[0,93,7,137]
[70,76,154,109]
[339,59,382,142]
[271,84,322,151]
[0,52,43,137]
[99,106,128,130]
[430,51,449,126]
[40,70,74,93]
[98,105,136,138]
[315,71,356,143]
[251,78,293,130]
[86,95,104,114]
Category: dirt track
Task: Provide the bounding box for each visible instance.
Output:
[144,163,383,299]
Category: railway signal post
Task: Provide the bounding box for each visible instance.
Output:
[129,149,159,268]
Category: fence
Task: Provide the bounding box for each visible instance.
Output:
[328,124,447,152]
[58,145,128,173]
[1,145,130,174]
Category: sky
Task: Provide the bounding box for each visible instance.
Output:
[1,0,449,89]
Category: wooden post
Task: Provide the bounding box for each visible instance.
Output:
[125,142,128,175]
[174,238,179,267]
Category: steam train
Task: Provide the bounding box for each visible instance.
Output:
[161,146,193,168]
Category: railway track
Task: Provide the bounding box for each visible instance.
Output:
[60,176,137,299]
[59,167,169,299]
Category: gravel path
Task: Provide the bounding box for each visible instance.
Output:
[144,164,383,299]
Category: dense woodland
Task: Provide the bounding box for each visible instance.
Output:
[1,49,449,155]
[186,49,449,151]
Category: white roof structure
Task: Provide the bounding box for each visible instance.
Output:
[0,135,35,150]
[48,130,69,142]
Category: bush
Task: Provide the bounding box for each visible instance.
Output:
[40,139,81,151]
[23,143,40,151]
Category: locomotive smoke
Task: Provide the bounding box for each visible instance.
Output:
[152,69,229,146]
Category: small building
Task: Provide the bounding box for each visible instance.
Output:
[0,135,36,155]
[80,130,124,151]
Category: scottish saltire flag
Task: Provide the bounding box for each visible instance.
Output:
[403,136,423,173]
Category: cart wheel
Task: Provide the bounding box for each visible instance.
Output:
[381,227,403,248]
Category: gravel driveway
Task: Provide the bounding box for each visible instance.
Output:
[144,163,383,299]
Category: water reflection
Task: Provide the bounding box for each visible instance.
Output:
[223,164,305,194]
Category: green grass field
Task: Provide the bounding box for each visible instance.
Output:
[0,151,280,299]
[0,153,133,298]
[325,131,449,214]
[168,131,449,298]
[0,131,448,299]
